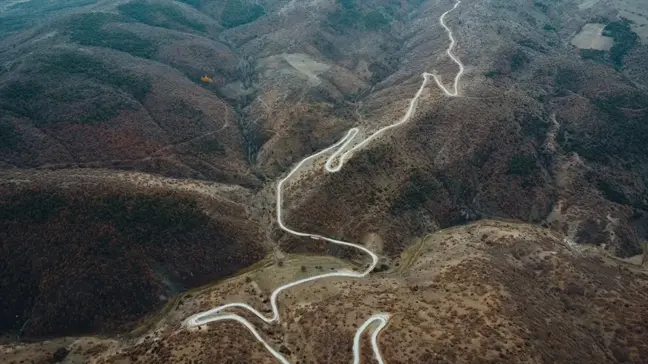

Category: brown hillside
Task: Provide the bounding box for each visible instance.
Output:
[4,221,646,363]
[0,180,266,338]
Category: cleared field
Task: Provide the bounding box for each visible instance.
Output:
[579,0,648,42]
[571,23,614,50]
[260,53,332,87]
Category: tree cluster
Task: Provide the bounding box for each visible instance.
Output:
[118,1,206,33]
[220,0,265,29]
[603,19,638,69]
[326,0,393,33]
[0,185,264,338]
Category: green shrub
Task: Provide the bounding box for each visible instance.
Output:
[597,180,629,205]
[200,139,225,154]
[509,49,529,72]
[485,71,500,78]
[603,19,638,70]
[533,1,548,13]
[507,154,537,177]
[580,49,606,62]
[220,0,265,28]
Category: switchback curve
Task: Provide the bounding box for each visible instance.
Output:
[182,1,464,363]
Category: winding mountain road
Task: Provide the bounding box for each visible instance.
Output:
[430,0,464,97]
[183,1,464,362]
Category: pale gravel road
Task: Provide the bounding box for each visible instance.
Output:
[182,2,465,363]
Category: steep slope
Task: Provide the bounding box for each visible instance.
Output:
[0,4,255,185]
[271,0,648,261]
[0,1,270,339]
[3,221,647,363]
[0,172,267,338]
[3,0,647,255]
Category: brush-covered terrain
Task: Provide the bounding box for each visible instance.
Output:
[1,0,648,362]
[0,176,266,338]
[4,221,648,363]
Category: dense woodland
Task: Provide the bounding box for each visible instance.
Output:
[0,185,264,337]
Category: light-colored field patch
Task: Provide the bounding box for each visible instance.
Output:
[571,23,614,50]
[282,53,331,86]
[578,0,648,42]
[260,53,331,87]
